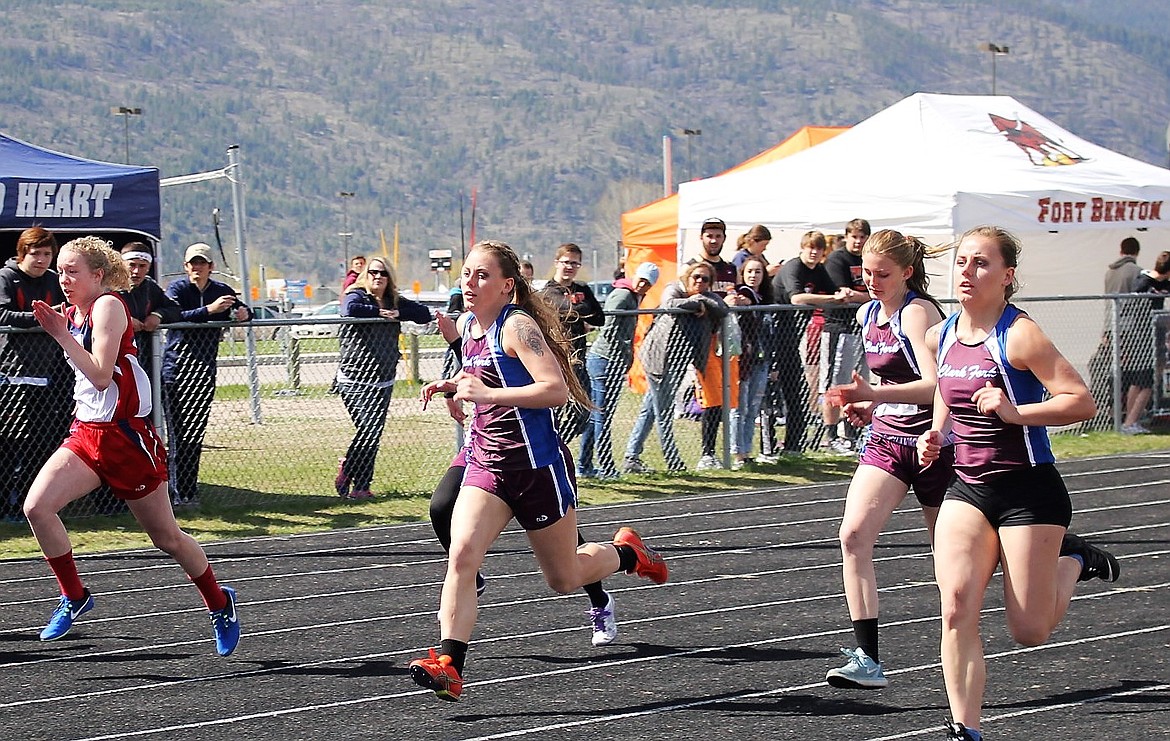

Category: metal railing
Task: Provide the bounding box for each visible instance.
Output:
[0,294,1163,518]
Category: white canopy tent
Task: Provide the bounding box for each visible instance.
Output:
[677,92,1170,298]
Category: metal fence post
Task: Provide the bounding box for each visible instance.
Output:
[1110,296,1122,432]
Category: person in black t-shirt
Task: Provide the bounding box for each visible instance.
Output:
[821,218,871,454]
[764,231,852,457]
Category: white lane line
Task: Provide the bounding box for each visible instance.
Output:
[2,515,1166,643]
[4,561,1166,707]
[57,613,1169,741]
[2,485,1164,601]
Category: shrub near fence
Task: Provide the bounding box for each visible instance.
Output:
[0,295,1163,518]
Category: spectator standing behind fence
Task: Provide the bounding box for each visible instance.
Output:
[341,255,366,293]
[822,218,872,455]
[119,242,180,380]
[577,261,659,478]
[764,232,850,457]
[918,226,1119,741]
[1090,237,1143,427]
[24,236,239,655]
[821,230,950,691]
[729,255,774,469]
[0,227,72,522]
[162,243,251,508]
[334,258,434,500]
[730,224,778,277]
[409,240,668,702]
[537,243,604,443]
[689,217,748,470]
[623,261,727,474]
[1119,250,1170,434]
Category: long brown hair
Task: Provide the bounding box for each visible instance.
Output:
[470,240,590,407]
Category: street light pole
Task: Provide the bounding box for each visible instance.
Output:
[978,43,1009,95]
[682,128,701,181]
[110,106,142,163]
[338,191,355,268]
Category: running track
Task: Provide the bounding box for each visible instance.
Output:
[1,453,1167,741]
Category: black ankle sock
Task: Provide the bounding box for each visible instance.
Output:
[614,544,637,573]
[439,638,468,675]
[583,582,609,609]
[852,618,879,662]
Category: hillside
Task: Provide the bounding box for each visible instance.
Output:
[2,0,1169,290]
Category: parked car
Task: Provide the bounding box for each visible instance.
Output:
[229,302,289,341]
[289,300,342,339]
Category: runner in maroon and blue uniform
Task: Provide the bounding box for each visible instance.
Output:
[409,240,669,702]
[917,226,1119,741]
[24,236,240,656]
[822,230,952,691]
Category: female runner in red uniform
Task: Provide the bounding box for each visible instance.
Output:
[27,236,239,656]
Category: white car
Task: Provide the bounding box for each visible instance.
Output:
[289,301,342,339]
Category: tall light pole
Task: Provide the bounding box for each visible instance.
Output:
[682,128,701,182]
[338,191,355,268]
[978,43,1009,95]
[110,106,142,163]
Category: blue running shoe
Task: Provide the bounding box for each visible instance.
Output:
[944,720,981,740]
[826,647,888,689]
[40,590,94,641]
[211,586,241,656]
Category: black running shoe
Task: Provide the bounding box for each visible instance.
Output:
[1060,533,1120,583]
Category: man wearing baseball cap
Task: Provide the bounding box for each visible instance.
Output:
[579,261,660,480]
[161,243,252,507]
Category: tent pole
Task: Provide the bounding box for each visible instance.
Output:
[227,144,262,425]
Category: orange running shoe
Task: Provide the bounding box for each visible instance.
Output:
[409,648,463,701]
[613,527,669,584]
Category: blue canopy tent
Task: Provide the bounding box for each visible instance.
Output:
[0,131,160,258]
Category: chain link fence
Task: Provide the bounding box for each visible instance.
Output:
[1,294,1165,519]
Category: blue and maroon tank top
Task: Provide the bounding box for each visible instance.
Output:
[862,293,934,439]
[936,304,1054,484]
[463,304,560,470]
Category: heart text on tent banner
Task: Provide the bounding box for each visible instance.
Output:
[12,182,114,218]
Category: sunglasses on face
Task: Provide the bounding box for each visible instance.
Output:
[690,274,712,283]
[367,269,390,277]
[557,260,582,268]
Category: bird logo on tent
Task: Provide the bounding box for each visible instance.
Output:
[988,113,1086,167]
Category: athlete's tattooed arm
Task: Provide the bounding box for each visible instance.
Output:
[500,312,568,408]
[512,315,546,357]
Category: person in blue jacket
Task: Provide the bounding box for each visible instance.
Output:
[334,257,434,499]
[162,242,251,507]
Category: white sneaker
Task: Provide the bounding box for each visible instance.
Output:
[756,453,779,464]
[589,593,617,646]
[826,438,854,456]
[696,455,721,470]
[1120,423,1150,435]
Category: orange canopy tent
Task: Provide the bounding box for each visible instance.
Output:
[620,125,847,290]
[620,125,847,392]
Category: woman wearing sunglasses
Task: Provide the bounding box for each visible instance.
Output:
[623,261,727,473]
[334,257,435,499]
